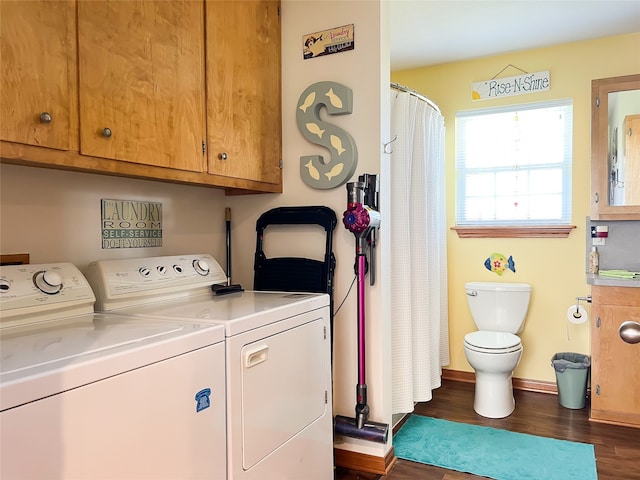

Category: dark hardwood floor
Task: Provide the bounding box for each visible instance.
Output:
[335,379,640,480]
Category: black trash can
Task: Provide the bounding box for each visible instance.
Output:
[551,352,590,409]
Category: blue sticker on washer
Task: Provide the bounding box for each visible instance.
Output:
[195,388,211,412]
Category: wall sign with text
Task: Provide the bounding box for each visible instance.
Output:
[296,81,358,189]
[101,199,162,249]
[302,24,354,60]
[472,70,550,100]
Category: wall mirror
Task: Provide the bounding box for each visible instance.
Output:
[591,74,640,220]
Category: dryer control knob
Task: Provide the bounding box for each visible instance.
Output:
[34,270,63,294]
[193,259,210,276]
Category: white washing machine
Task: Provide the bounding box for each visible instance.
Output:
[86,254,334,480]
[0,262,227,480]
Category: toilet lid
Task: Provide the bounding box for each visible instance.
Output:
[464,331,521,351]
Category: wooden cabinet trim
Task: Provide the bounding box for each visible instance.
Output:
[0,142,282,194]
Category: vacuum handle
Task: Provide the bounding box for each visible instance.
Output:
[369,231,376,286]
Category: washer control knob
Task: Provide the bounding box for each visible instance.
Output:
[0,279,10,292]
[139,267,152,278]
[173,265,183,274]
[33,270,63,294]
[192,259,210,276]
[157,266,167,275]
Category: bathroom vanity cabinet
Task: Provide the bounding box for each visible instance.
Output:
[590,286,640,428]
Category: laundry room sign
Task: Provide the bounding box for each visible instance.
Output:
[302,24,354,60]
[101,199,163,249]
[472,70,550,100]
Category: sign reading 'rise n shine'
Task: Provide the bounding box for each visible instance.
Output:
[101,199,162,249]
[472,71,550,100]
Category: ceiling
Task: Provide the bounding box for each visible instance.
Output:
[389,0,640,71]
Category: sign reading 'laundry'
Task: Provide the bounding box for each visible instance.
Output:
[472,70,550,100]
[101,199,162,249]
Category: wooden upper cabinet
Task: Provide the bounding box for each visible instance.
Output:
[206,0,282,185]
[0,1,78,151]
[1,0,281,192]
[77,1,206,172]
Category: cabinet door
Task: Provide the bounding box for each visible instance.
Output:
[206,0,282,185]
[0,0,78,150]
[78,1,206,172]
[591,303,640,424]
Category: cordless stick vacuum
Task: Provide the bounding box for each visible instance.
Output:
[334,174,389,444]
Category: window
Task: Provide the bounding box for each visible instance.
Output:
[455,99,573,232]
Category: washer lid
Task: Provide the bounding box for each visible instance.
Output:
[0,313,224,411]
[464,331,521,349]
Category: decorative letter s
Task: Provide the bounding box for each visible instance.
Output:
[296,81,358,189]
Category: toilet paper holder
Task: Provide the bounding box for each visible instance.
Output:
[573,295,592,319]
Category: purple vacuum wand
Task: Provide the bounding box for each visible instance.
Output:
[342,176,380,430]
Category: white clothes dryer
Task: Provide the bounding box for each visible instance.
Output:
[86,254,334,480]
[0,262,226,480]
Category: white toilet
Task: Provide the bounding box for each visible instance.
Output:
[463,281,531,418]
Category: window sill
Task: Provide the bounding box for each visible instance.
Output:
[451,225,576,238]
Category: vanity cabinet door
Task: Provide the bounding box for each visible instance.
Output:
[205,0,282,186]
[590,286,640,428]
[0,0,78,151]
[77,0,206,172]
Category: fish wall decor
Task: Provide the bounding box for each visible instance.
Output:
[484,253,516,276]
[296,81,358,189]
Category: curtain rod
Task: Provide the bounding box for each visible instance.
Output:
[390,82,441,115]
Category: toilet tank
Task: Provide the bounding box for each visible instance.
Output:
[465,282,531,333]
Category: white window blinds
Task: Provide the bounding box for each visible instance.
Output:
[455,99,573,226]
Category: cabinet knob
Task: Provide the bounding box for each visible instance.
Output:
[218,152,228,161]
[102,127,112,138]
[619,320,640,344]
[40,112,52,124]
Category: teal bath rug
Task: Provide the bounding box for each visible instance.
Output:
[394,415,597,480]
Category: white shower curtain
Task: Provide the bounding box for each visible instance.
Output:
[390,88,449,414]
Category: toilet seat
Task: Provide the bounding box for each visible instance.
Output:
[464,331,522,354]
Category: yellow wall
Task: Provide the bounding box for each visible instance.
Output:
[392,33,640,383]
